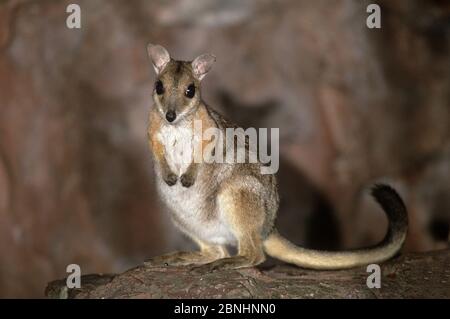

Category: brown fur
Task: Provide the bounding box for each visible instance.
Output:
[145,44,408,272]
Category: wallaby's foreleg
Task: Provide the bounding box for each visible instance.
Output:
[148,115,178,186]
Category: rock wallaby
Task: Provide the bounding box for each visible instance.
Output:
[145,43,408,271]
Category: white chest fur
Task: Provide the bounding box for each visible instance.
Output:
[155,122,236,246]
[157,122,195,176]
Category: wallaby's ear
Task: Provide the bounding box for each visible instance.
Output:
[191,53,216,81]
[147,43,171,74]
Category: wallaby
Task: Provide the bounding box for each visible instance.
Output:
[145,43,408,271]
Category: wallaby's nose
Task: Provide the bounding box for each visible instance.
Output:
[166,110,176,123]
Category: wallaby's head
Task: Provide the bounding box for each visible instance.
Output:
[147,44,215,124]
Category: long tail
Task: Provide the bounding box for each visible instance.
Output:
[263,184,408,269]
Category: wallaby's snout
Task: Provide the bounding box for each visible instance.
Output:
[165,110,176,123]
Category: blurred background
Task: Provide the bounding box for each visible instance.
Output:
[0,0,449,297]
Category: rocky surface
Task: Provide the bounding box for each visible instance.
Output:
[46,249,450,299]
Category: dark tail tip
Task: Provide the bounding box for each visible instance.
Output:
[371,184,408,242]
[371,184,406,216]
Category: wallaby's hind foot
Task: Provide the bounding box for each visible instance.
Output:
[145,245,228,268]
[190,254,265,273]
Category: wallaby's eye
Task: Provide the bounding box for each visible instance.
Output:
[155,80,164,95]
[185,83,195,98]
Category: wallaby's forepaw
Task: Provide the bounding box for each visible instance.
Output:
[180,173,195,188]
[163,172,178,186]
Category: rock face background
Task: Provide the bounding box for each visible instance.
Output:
[0,0,449,297]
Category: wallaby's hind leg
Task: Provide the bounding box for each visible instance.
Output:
[192,187,266,273]
[144,239,229,267]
